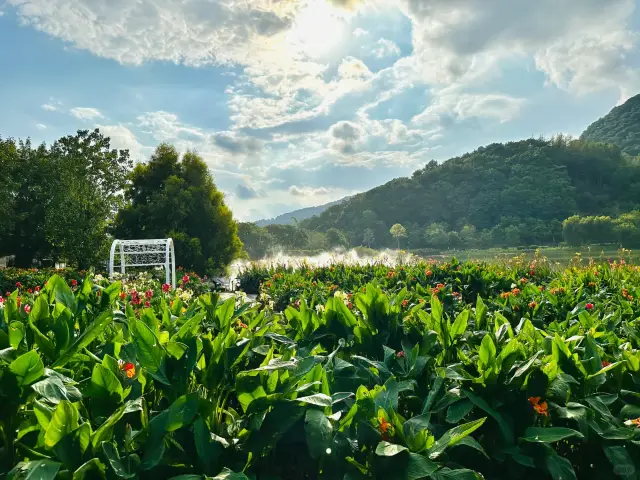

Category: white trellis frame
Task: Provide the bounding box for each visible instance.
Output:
[109,238,176,289]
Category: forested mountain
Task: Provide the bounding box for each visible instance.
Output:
[255,197,350,226]
[581,93,640,156]
[300,137,640,249]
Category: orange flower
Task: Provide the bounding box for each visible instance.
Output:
[401,299,409,308]
[512,288,521,295]
[378,417,392,435]
[626,418,640,427]
[120,362,136,379]
[436,283,445,289]
[238,321,248,329]
[602,360,612,367]
[501,292,512,299]
[528,301,537,308]
[528,396,549,416]
[425,270,433,277]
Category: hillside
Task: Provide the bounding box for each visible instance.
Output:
[301,137,640,249]
[255,196,350,226]
[581,94,640,156]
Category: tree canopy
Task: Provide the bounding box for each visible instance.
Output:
[581,93,640,157]
[0,129,131,268]
[113,144,242,274]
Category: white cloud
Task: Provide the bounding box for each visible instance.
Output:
[95,124,149,161]
[399,0,640,98]
[413,90,526,125]
[373,38,400,58]
[35,123,47,130]
[289,185,332,196]
[70,107,103,120]
[353,27,368,37]
[41,103,57,111]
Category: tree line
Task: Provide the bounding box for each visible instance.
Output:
[0,129,242,273]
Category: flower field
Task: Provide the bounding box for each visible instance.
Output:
[2,253,640,479]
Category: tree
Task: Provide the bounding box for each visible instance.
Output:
[237,222,275,259]
[326,228,349,249]
[0,129,131,268]
[362,228,375,248]
[389,223,407,249]
[113,144,242,274]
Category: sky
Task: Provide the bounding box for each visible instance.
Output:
[1,0,640,221]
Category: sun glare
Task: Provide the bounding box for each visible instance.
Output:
[287,0,346,57]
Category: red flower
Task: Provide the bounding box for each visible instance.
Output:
[145,289,153,299]
[585,303,594,311]
[15,282,22,289]
[35,286,40,292]
[120,362,136,378]
[27,288,33,294]
[120,292,126,300]
[144,301,151,308]
[396,351,405,358]
[347,302,353,309]
[24,304,31,314]
[71,279,78,287]
[602,360,612,368]
[162,283,170,292]
[182,274,190,283]
[529,270,535,276]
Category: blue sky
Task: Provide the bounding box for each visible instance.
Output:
[1,0,639,221]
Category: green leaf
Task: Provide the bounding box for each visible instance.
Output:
[296,393,333,407]
[91,364,124,401]
[166,392,200,431]
[32,375,82,404]
[521,427,583,443]
[72,458,106,479]
[305,409,333,459]
[102,443,137,479]
[29,319,56,360]
[478,335,496,370]
[9,321,25,349]
[475,295,488,329]
[131,319,169,385]
[450,310,469,340]
[446,400,473,423]
[47,275,77,313]
[90,399,143,451]
[452,436,489,458]
[430,468,482,480]
[405,453,438,479]
[375,441,408,456]
[8,459,61,480]
[428,418,486,459]
[212,469,249,480]
[603,446,637,479]
[544,450,577,480]
[45,400,79,448]
[463,390,513,443]
[10,350,45,387]
[53,310,113,368]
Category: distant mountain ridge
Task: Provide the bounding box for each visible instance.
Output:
[255,196,351,226]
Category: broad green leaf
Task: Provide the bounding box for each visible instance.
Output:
[450,310,469,340]
[91,399,143,450]
[8,459,61,480]
[446,399,473,423]
[305,409,333,459]
[405,453,438,479]
[29,319,56,359]
[463,390,513,443]
[32,375,82,404]
[72,458,106,479]
[428,418,486,459]
[166,392,200,431]
[53,310,113,368]
[478,335,496,370]
[9,321,25,349]
[131,319,169,385]
[475,295,488,329]
[430,468,482,479]
[47,275,77,313]
[521,427,583,443]
[10,350,45,387]
[91,364,124,401]
[544,450,577,480]
[213,469,249,480]
[603,446,636,479]
[45,400,79,448]
[375,441,408,456]
[102,443,136,479]
[296,393,333,407]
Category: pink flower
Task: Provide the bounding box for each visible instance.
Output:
[397,351,405,358]
[162,283,170,293]
[182,274,190,283]
[585,303,594,311]
[24,304,31,314]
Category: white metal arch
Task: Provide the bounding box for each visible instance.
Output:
[108,238,176,289]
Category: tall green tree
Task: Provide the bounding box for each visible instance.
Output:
[113,144,242,274]
[390,223,407,249]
